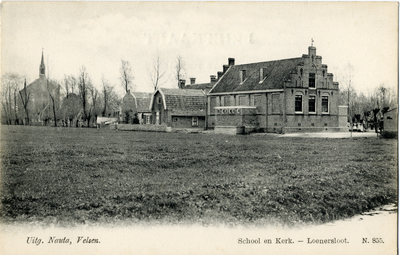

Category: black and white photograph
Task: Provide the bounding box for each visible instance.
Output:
[0,2,398,254]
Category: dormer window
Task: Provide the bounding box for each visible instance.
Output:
[259,68,267,83]
[240,70,247,84]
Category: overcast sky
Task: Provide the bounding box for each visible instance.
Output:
[2,2,398,97]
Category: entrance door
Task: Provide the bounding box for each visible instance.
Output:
[156,111,160,125]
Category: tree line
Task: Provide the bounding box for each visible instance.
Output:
[1,56,188,127]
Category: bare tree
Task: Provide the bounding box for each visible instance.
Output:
[175,56,187,89]
[45,56,60,127]
[100,75,118,117]
[120,60,134,93]
[1,73,24,124]
[88,84,99,126]
[19,79,31,125]
[375,84,395,110]
[149,55,167,91]
[63,75,70,98]
[78,66,91,126]
[70,75,77,95]
[46,79,60,127]
[101,75,109,117]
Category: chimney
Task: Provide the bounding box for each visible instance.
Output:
[179,79,186,88]
[308,46,316,59]
[223,65,229,74]
[217,71,223,80]
[190,77,196,85]
[228,58,235,66]
[210,75,217,85]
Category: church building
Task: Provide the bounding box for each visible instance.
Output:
[18,51,60,125]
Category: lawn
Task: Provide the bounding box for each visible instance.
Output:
[0,126,397,227]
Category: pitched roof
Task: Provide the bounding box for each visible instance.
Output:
[131,92,151,112]
[21,75,59,96]
[122,91,152,113]
[132,92,152,99]
[209,57,304,94]
[183,83,213,92]
[152,88,206,112]
[136,97,151,112]
[160,88,206,97]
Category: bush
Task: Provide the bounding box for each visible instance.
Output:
[380,131,398,139]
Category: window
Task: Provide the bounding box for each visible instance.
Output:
[192,117,198,127]
[295,95,302,112]
[146,115,151,124]
[240,70,247,83]
[308,96,316,113]
[238,95,248,106]
[223,96,230,106]
[272,94,280,113]
[157,97,162,104]
[322,96,329,113]
[210,97,217,113]
[253,95,264,112]
[309,73,315,88]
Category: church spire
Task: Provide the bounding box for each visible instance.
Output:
[39,49,45,77]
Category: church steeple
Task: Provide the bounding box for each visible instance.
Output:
[39,49,46,77]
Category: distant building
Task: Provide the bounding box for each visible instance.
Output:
[18,51,60,125]
[383,108,398,133]
[133,92,152,124]
[183,77,215,93]
[207,45,347,133]
[120,90,152,124]
[149,88,206,129]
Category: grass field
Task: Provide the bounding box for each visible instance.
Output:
[0,126,397,227]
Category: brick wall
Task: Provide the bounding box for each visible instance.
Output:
[171,116,205,129]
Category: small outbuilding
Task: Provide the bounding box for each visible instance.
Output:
[149,88,206,130]
[383,108,398,133]
[120,90,152,124]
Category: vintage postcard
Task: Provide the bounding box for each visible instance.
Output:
[0,1,398,255]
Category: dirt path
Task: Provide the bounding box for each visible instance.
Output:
[279,131,379,138]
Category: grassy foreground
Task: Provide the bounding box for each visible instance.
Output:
[0,126,397,226]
